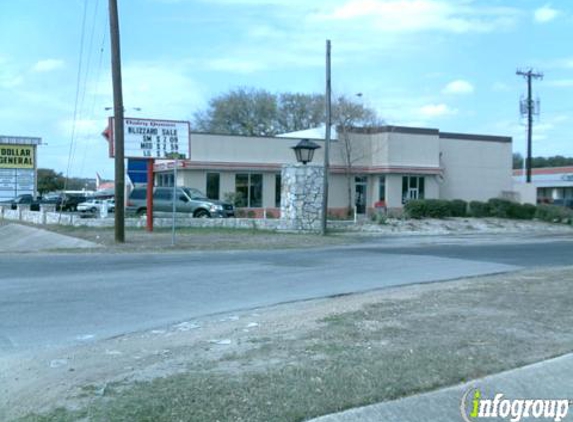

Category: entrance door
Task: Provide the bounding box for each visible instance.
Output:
[355,176,367,215]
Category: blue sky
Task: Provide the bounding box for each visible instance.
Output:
[1,0,572,178]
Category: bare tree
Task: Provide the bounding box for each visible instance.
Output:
[332,95,383,213]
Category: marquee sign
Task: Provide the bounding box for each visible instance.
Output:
[104,117,190,160]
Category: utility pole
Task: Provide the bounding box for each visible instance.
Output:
[516,68,543,183]
[109,0,125,242]
[321,40,332,236]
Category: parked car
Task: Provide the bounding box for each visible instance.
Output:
[0,194,41,211]
[77,199,114,216]
[60,194,88,212]
[126,186,234,218]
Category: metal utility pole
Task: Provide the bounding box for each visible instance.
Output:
[109,0,125,242]
[516,68,543,183]
[321,40,332,236]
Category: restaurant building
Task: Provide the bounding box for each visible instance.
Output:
[154,125,514,216]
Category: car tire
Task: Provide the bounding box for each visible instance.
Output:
[194,209,210,218]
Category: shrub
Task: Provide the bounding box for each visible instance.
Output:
[487,198,514,218]
[404,200,427,219]
[404,199,451,219]
[508,203,536,220]
[265,210,278,219]
[236,209,247,218]
[246,210,257,218]
[425,199,452,218]
[535,204,573,223]
[469,201,490,218]
[449,199,468,217]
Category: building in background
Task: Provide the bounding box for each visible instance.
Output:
[0,136,42,201]
[153,126,514,216]
[513,167,573,207]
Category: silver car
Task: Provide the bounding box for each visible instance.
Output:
[126,186,234,218]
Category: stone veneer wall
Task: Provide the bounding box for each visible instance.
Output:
[279,164,324,232]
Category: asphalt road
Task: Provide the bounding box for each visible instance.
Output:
[1,235,572,355]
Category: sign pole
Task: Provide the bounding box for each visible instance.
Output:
[146,159,154,232]
[172,157,177,246]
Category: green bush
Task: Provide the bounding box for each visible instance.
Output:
[246,210,257,218]
[426,199,452,218]
[404,199,451,219]
[404,200,427,219]
[535,204,573,223]
[449,199,468,217]
[487,198,514,218]
[469,201,491,217]
[508,203,536,220]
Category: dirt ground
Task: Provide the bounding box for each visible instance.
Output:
[3,267,573,421]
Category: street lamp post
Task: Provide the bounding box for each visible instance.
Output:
[292,139,321,165]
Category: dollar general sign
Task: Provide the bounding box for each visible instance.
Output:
[0,145,35,169]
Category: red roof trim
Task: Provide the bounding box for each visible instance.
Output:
[513,166,573,176]
[154,160,442,175]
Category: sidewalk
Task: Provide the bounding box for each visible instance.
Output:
[0,223,98,252]
[309,353,573,422]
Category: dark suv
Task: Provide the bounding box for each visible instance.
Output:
[126,186,234,218]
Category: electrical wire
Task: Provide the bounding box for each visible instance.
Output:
[64,0,89,191]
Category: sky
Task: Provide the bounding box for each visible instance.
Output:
[1,0,572,179]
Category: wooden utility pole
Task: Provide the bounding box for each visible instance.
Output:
[109,0,125,242]
[516,68,543,183]
[321,40,332,236]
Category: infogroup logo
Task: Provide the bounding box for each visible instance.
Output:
[460,388,571,422]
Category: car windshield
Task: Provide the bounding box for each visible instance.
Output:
[182,187,207,199]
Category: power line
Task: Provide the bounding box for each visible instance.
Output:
[516,68,543,183]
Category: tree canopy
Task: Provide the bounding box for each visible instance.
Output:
[192,87,382,136]
[513,153,573,169]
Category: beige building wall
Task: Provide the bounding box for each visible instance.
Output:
[439,136,513,202]
[190,133,343,166]
[387,132,440,168]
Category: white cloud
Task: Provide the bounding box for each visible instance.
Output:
[546,79,573,88]
[442,79,474,95]
[32,59,65,73]
[419,103,457,117]
[492,82,511,92]
[534,4,559,24]
[312,0,519,33]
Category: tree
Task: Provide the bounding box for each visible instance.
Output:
[276,92,325,133]
[192,88,381,138]
[513,153,524,170]
[37,168,65,195]
[513,153,573,169]
[333,95,384,212]
[193,87,278,136]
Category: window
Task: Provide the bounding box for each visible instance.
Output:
[275,174,281,208]
[402,176,425,203]
[378,176,386,202]
[235,173,263,207]
[206,173,220,199]
[157,173,174,187]
[153,188,173,201]
[130,188,146,200]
